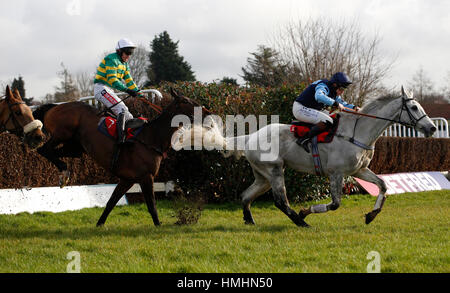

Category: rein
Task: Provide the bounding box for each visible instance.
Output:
[342,98,428,128]
[337,97,429,150]
[97,95,163,117]
[138,97,162,114]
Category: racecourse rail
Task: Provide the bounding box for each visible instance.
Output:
[383,117,448,138]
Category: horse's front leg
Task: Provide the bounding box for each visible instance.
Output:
[352,168,387,224]
[139,175,161,226]
[96,179,134,227]
[37,138,70,188]
[299,173,343,220]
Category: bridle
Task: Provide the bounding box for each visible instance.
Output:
[337,96,429,150]
[342,97,429,128]
[396,98,428,128]
[0,99,28,136]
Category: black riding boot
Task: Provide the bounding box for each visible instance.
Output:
[125,118,147,130]
[117,112,127,145]
[111,112,127,171]
[296,122,328,153]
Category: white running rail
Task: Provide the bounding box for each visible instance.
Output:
[31,89,163,110]
[382,117,449,138]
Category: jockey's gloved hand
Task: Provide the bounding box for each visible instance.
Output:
[353,106,360,112]
[332,101,345,111]
[136,91,146,98]
[126,89,138,97]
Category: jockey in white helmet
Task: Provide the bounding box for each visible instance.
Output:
[94,38,145,144]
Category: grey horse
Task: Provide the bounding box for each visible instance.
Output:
[222,87,437,227]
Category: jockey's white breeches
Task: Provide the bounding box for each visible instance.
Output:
[94,83,133,120]
[292,101,333,124]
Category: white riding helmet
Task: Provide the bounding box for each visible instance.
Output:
[116,38,136,50]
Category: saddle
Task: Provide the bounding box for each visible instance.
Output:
[98,116,148,142]
[98,116,149,172]
[290,114,340,144]
[290,114,340,176]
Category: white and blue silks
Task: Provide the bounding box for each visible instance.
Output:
[313,81,354,109]
[293,80,355,124]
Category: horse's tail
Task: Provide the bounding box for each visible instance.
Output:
[32,103,57,122]
[221,135,249,160]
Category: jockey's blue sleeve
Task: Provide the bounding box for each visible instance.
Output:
[335,96,356,109]
[314,83,336,106]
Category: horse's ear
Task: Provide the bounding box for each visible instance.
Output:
[409,90,414,100]
[5,85,14,102]
[401,86,406,97]
[170,87,181,100]
[13,88,23,101]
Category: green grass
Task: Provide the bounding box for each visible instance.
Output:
[0,191,448,273]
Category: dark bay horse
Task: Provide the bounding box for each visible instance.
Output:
[0,85,45,149]
[35,89,210,226]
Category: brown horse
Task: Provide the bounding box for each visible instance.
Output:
[0,85,45,149]
[35,89,210,227]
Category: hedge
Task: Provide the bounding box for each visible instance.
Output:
[368,137,450,174]
[0,82,448,203]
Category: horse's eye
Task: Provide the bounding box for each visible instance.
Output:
[411,105,418,111]
[15,111,22,116]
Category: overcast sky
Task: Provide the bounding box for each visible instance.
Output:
[1,0,450,100]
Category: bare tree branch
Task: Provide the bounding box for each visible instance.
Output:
[76,71,94,97]
[272,17,396,105]
[127,44,150,89]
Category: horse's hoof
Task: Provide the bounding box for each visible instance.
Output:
[59,178,68,188]
[243,211,255,225]
[244,219,256,225]
[96,222,104,227]
[297,219,311,228]
[365,209,380,225]
[59,171,70,188]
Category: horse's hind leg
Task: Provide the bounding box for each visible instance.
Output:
[139,175,160,226]
[96,179,134,227]
[269,165,309,227]
[353,168,387,224]
[299,173,343,220]
[241,169,271,225]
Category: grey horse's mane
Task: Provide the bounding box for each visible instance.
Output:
[360,94,399,114]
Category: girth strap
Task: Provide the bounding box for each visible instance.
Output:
[311,136,324,176]
[335,133,375,150]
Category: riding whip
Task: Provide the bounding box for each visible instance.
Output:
[97,94,134,117]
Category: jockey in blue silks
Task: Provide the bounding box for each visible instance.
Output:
[292,72,360,153]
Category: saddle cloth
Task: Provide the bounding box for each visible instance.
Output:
[98,116,147,141]
[289,114,340,144]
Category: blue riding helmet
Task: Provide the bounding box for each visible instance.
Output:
[330,72,352,88]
